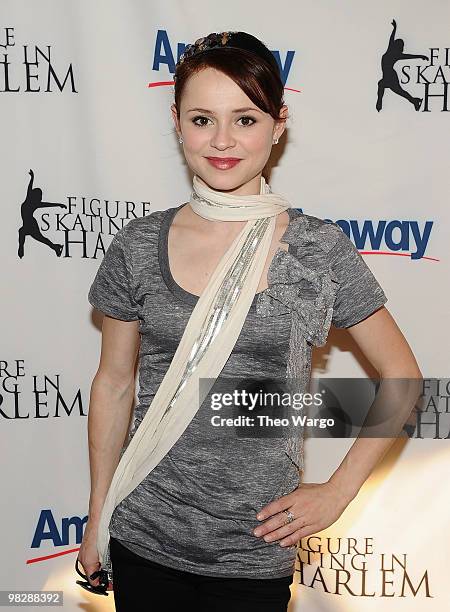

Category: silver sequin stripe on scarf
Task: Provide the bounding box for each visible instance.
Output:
[158,214,271,424]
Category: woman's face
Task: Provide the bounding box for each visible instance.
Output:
[171,67,287,196]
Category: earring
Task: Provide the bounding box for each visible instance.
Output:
[272,138,279,145]
[179,136,183,144]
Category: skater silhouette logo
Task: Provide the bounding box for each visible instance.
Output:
[18,170,66,258]
[376,19,429,112]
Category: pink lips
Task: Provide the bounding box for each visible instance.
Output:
[206,157,242,170]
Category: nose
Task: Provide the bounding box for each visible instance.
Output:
[209,122,236,150]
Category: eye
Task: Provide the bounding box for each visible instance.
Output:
[191,115,212,127]
[237,115,257,127]
[190,115,257,127]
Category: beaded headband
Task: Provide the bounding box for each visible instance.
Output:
[174,31,279,80]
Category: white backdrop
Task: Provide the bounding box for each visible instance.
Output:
[1,1,448,610]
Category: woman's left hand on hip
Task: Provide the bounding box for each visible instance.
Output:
[252,481,350,547]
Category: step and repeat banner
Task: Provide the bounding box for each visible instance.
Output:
[1,1,448,610]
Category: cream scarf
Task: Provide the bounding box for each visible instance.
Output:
[96,173,291,574]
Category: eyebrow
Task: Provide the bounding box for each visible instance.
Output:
[186,107,263,114]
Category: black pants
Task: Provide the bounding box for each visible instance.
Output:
[110,536,294,612]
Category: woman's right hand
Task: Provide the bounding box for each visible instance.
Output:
[78,522,112,590]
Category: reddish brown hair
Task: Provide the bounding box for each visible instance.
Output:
[173,47,288,124]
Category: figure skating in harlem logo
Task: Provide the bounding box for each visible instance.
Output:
[17,169,67,258]
[376,19,429,112]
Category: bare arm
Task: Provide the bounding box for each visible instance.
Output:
[327,306,423,503]
[87,314,140,526]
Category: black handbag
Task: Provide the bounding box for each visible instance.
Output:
[75,556,110,596]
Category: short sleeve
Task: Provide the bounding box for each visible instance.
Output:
[88,227,139,321]
[330,227,387,328]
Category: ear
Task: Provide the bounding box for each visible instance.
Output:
[171,103,181,137]
[273,104,289,141]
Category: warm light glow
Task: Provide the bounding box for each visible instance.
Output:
[289,440,449,610]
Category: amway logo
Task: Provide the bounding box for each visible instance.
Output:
[297,210,436,262]
[328,218,436,261]
[26,510,87,565]
[149,29,298,90]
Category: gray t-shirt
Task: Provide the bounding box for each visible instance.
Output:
[88,203,387,579]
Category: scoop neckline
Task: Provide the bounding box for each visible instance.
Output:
[158,203,298,310]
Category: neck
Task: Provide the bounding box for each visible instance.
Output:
[185,205,249,239]
[196,173,263,196]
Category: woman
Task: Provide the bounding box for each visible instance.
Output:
[77,31,422,611]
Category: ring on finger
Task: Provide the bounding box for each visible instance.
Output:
[283,509,295,525]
